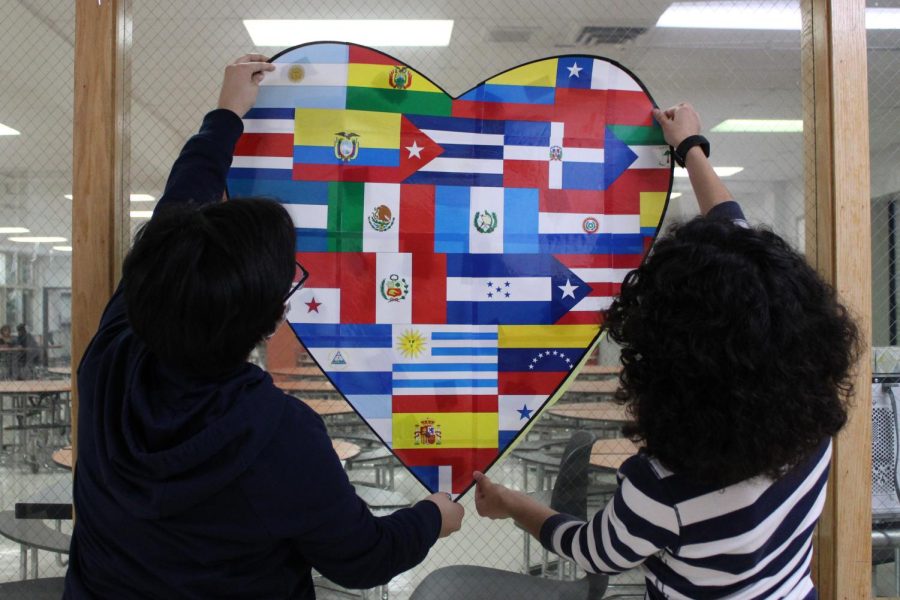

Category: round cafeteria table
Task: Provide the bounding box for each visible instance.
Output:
[546,401,629,429]
[53,439,361,468]
[303,398,353,416]
[268,366,323,378]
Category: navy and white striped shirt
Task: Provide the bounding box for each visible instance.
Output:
[540,439,829,599]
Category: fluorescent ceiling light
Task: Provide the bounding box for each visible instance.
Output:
[712,119,803,133]
[243,19,454,47]
[130,210,153,219]
[8,236,67,243]
[657,3,900,30]
[670,192,683,199]
[0,227,29,234]
[674,167,744,178]
[52,246,72,252]
[0,123,19,136]
[65,193,155,202]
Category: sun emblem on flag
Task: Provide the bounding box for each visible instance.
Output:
[582,217,599,234]
[397,329,427,358]
[414,418,442,446]
[473,210,498,234]
[287,65,305,83]
[334,131,360,162]
[380,274,409,302]
[388,65,413,90]
[549,145,563,161]
[367,204,396,232]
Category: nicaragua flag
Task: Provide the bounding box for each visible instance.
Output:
[445,254,589,325]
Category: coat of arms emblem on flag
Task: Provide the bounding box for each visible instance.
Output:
[226,42,672,498]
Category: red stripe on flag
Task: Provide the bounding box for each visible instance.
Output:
[555,254,644,269]
[503,160,549,189]
[452,100,555,122]
[348,45,398,66]
[399,185,435,253]
[235,133,293,157]
[602,169,670,215]
[607,89,656,126]
[338,253,376,323]
[294,252,377,322]
[392,395,498,413]
[394,448,498,493]
[539,190,605,213]
[585,282,621,297]
[556,311,605,325]
[412,252,446,324]
[499,371,568,395]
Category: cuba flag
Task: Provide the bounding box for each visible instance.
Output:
[446,254,589,325]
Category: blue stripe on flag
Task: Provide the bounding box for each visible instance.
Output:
[410,466,439,491]
[434,186,470,253]
[438,144,504,160]
[228,179,330,204]
[293,146,399,167]
[537,233,644,255]
[562,162,605,191]
[277,43,349,63]
[292,324,393,348]
[499,348,577,372]
[329,372,392,395]
[504,121,551,146]
[228,167,293,180]
[431,332,498,340]
[405,114,506,135]
[404,171,504,187]
[499,430,519,449]
[244,107,295,120]
[392,379,498,388]
[504,188,539,253]
[295,228,328,251]
[393,363,497,372]
[641,227,657,237]
[447,301,552,325]
[431,347,498,356]
[446,254,557,278]
[347,395,392,419]
[466,84,555,105]
[255,85,347,109]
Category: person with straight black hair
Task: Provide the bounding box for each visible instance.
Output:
[472,103,858,599]
[64,55,463,600]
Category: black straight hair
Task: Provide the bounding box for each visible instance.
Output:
[123,197,295,377]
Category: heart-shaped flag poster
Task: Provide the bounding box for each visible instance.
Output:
[226,43,671,498]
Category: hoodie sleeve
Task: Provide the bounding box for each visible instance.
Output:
[244,400,442,589]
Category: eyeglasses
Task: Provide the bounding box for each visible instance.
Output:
[285,261,309,302]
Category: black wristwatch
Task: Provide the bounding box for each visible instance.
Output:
[672,135,710,168]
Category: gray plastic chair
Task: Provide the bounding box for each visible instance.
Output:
[410,565,608,600]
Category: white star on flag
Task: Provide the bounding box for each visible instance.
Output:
[567,63,583,78]
[558,278,578,299]
[406,140,423,159]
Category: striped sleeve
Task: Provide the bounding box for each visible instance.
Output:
[539,455,680,574]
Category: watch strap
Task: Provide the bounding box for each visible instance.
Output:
[673,135,710,168]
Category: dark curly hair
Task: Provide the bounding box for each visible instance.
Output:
[604,215,859,487]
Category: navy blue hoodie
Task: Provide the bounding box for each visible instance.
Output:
[63,109,442,599]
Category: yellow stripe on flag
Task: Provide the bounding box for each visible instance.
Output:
[640,192,668,228]
[347,63,442,93]
[392,412,499,450]
[498,325,599,349]
[294,108,401,149]
[487,59,558,87]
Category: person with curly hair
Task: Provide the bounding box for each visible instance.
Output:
[472,102,858,599]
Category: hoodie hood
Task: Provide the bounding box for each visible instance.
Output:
[89,337,285,519]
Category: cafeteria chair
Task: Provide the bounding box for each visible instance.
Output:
[0,505,71,580]
[0,576,66,599]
